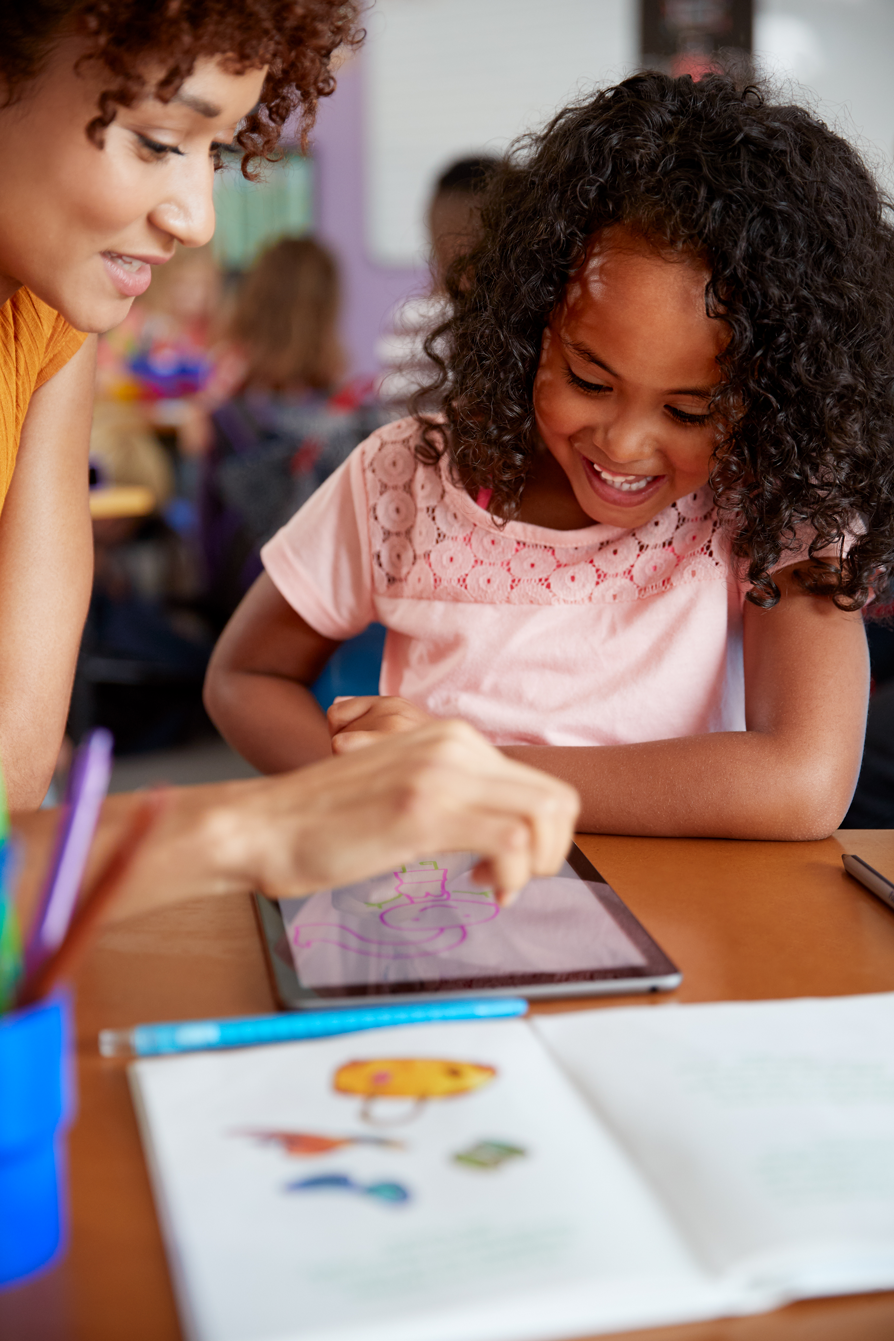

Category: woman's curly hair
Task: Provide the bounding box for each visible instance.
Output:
[0,0,360,173]
[415,71,894,609]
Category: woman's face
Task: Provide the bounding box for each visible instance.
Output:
[0,42,267,332]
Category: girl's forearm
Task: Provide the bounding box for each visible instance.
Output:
[502,732,857,841]
[203,669,333,774]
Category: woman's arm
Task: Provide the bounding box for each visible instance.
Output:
[0,338,96,808]
[330,564,870,840]
[204,572,344,772]
[12,722,580,921]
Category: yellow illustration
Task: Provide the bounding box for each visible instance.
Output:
[334,1057,496,1124]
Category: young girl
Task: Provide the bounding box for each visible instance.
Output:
[206,72,894,840]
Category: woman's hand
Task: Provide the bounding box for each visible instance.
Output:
[213,719,579,905]
[328,695,435,753]
[20,721,579,926]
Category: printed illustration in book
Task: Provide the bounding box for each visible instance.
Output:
[236,1048,525,1206]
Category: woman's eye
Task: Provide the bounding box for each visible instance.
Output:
[210,141,235,171]
[565,368,610,396]
[667,406,712,427]
[136,134,183,159]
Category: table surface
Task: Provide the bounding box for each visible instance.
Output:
[3,827,894,1341]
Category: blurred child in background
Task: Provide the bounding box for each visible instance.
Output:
[377,155,499,409]
[201,237,384,625]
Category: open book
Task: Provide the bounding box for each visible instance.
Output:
[130,993,894,1341]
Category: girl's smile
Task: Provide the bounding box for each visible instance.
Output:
[527,227,727,531]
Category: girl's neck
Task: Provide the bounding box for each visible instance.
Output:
[511,448,596,530]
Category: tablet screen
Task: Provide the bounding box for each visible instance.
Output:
[259,845,680,1004]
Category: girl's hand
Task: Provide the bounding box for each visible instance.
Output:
[328,695,435,753]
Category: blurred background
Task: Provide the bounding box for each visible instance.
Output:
[76,0,894,798]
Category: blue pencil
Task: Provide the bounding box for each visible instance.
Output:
[99,996,529,1057]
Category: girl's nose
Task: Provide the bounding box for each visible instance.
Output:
[599,408,654,467]
[147,161,216,250]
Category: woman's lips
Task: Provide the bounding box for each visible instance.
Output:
[101,251,154,298]
[581,456,667,509]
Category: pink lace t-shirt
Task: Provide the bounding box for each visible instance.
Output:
[261,418,749,747]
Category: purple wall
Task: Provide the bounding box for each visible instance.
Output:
[311,54,429,380]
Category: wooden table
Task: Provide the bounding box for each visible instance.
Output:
[3,825,894,1341]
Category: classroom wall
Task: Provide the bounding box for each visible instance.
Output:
[312,0,894,381]
[310,54,428,382]
[754,0,894,183]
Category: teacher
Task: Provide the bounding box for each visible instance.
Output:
[0,1,578,904]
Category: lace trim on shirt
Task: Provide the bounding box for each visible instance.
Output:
[366,429,727,605]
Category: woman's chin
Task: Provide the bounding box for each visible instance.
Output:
[54,287,135,334]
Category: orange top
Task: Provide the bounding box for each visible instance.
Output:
[0,288,89,510]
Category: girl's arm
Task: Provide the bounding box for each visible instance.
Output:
[330,563,869,840]
[504,563,868,839]
[204,572,343,772]
[0,338,96,809]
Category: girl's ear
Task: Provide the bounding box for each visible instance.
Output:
[538,324,555,362]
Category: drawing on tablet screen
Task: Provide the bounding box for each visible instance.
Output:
[292,859,499,959]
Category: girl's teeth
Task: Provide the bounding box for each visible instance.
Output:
[594,466,656,492]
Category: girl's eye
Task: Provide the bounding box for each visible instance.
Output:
[565,367,611,396]
[667,406,712,427]
[136,133,184,160]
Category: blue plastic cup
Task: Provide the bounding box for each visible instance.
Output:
[0,995,74,1287]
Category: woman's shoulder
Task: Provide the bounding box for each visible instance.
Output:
[1,287,88,388]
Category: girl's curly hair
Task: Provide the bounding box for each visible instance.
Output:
[415,72,894,609]
[0,0,360,173]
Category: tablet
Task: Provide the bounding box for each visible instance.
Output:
[254,844,681,1007]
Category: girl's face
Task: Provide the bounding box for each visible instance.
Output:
[0,41,267,333]
[533,227,726,530]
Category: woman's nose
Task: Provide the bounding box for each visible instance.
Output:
[148,160,216,249]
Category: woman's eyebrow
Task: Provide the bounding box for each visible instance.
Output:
[171,90,223,119]
[563,339,714,399]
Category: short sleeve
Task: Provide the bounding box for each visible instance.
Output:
[34,310,88,391]
[261,445,375,641]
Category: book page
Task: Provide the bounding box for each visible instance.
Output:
[535,994,894,1298]
[132,1018,725,1341]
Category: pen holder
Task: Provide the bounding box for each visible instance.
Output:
[0,994,73,1287]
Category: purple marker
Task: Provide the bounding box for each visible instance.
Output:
[24,729,114,974]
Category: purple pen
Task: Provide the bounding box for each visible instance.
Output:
[24,728,114,974]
